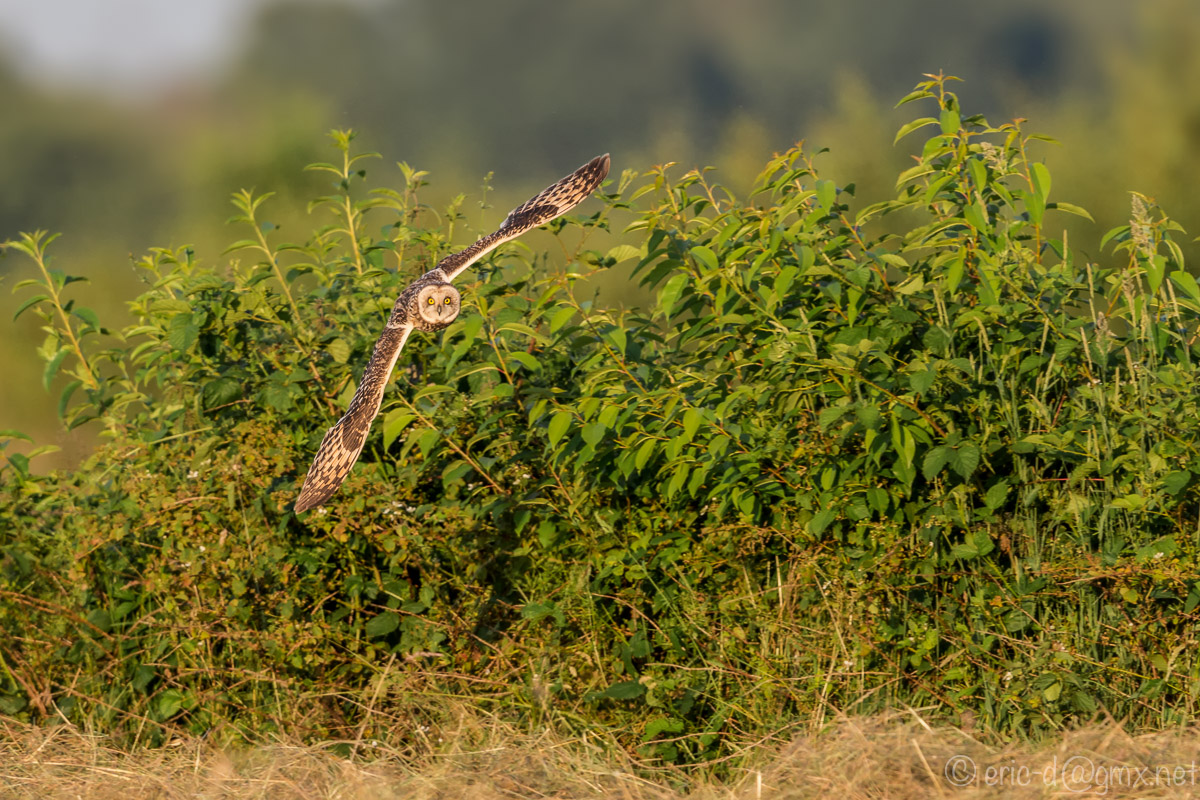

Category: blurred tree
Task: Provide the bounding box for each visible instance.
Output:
[224,0,1087,186]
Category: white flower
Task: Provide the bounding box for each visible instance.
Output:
[187,470,199,479]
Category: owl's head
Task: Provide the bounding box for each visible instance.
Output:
[415,282,461,329]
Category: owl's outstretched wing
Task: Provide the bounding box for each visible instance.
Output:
[295,324,413,512]
[296,154,610,512]
[434,153,611,283]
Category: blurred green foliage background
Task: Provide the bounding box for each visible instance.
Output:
[4,0,1200,469]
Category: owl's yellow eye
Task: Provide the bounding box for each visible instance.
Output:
[427,297,435,305]
[444,297,452,304]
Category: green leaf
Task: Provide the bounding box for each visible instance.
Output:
[1046,201,1093,222]
[42,347,69,391]
[6,452,29,476]
[597,404,620,430]
[815,179,836,212]
[414,427,441,458]
[643,716,684,740]
[1169,270,1200,305]
[984,480,1009,510]
[605,244,641,263]
[809,508,837,535]
[441,459,472,487]
[666,466,688,498]
[950,443,981,479]
[909,370,936,394]
[582,422,606,447]
[954,525,999,560]
[866,487,889,515]
[634,438,657,470]
[893,117,939,144]
[536,521,559,549]
[155,690,184,719]
[606,327,627,355]
[549,306,576,334]
[261,384,294,412]
[73,306,100,330]
[547,410,572,447]
[1135,536,1178,561]
[922,446,951,480]
[895,89,935,107]
[326,338,351,364]
[601,680,645,700]
[818,405,849,431]
[681,408,703,443]
[167,314,199,353]
[520,601,561,624]
[202,377,242,409]
[1185,588,1200,614]
[12,293,49,322]
[1030,163,1052,204]
[690,245,719,273]
[968,157,988,192]
[508,351,542,373]
[222,239,261,255]
[945,253,965,291]
[657,273,690,318]
[939,108,960,135]
[1163,470,1192,496]
[365,611,400,638]
[58,379,82,419]
[25,444,58,461]
[894,273,925,295]
[382,411,416,448]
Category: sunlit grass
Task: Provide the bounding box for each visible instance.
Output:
[5,710,1200,799]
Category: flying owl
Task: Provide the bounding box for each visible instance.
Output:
[294,153,611,512]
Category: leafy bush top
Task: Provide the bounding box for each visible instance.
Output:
[5,76,1200,763]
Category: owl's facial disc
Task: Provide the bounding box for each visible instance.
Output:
[416,283,460,325]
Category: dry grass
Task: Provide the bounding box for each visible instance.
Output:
[3,711,1200,799]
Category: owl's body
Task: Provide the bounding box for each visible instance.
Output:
[294,153,610,512]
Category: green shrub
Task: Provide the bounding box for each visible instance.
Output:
[5,76,1200,764]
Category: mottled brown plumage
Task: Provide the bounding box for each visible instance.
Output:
[295,153,610,512]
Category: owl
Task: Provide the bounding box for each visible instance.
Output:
[294,153,611,512]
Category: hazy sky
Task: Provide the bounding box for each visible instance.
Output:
[0,0,370,94]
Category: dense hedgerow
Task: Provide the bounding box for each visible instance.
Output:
[5,76,1200,763]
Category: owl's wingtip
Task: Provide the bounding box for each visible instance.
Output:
[294,486,327,513]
